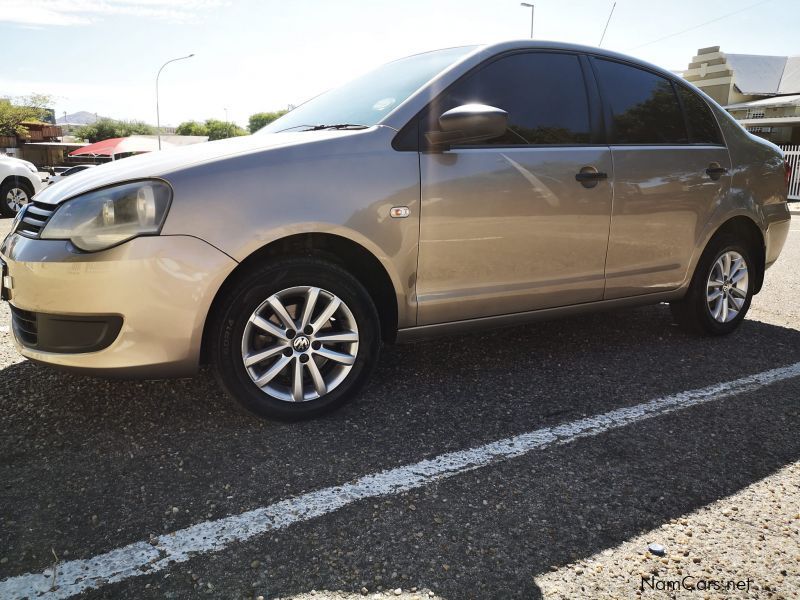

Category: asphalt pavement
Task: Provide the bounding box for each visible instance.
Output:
[0,213,798,599]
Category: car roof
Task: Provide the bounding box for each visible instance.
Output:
[473,39,679,82]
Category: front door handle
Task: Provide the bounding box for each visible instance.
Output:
[706,164,728,180]
[575,167,608,188]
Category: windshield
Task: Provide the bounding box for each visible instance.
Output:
[259,46,477,133]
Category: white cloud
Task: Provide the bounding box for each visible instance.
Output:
[0,0,226,27]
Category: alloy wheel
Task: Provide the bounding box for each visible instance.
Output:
[5,187,29,213]
[706,250,748,323]
[241,286,360,402]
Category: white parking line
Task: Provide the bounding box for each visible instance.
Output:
[3,362,800,599]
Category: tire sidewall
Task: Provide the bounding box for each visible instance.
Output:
[212,259,380,420]
[0,179,32,217]
[692,239,754,335]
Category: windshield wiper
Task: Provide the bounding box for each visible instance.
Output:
[273,123,370,134]
[302,123,369,131]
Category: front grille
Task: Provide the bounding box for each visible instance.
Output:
[10,306,38,346]
[17,202,56,238]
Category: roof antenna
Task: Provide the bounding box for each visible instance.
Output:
[599,1,616,47]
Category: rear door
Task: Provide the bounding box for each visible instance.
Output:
[590,58,731,299]
[416,51,614,325]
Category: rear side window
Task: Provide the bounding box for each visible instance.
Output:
[676,86,724,145]
[423,52,592,146]
[594,59,687,144]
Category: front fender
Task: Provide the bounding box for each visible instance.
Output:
[161,128,421,328]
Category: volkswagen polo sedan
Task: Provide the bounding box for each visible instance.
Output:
[0,41,791,420]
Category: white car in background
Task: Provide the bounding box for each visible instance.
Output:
[0,155,43,217]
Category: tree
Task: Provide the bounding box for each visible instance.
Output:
[175,120,208,136]
[204,118,247,140]
[74,118,155,143]
[0,94,54,136]
[248,110,287,133]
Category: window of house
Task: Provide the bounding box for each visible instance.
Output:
[422,52,592,146]
[594,59,687,144]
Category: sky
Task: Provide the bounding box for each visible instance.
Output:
[1,0,798,128]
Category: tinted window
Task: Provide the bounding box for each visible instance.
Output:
[423,52,591,146]
[594,59,687,144]
[677,86,723,144]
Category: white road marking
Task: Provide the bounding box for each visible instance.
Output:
[3,362,800,599]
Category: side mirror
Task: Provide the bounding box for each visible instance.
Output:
[430,104,508,147]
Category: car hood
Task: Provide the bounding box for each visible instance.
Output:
[33,129,371,206]
[0,155,34,169]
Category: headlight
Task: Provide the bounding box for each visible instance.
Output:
[40,180,172,252]
[22,161,38,174]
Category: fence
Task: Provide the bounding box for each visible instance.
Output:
[780,144,800,201]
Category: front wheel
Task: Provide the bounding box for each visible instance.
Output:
[210,257,381,420]
[0,179,33,217]
[670,235,755,335]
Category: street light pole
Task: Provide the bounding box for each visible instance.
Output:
[156,53,194,150]
[520,2,534,38]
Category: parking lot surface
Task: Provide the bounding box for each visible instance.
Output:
[1,214,799,599]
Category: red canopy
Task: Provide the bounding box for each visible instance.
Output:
[69,136,169,157]
[68,137,126,157]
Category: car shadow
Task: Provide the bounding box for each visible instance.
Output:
[1,304,799,599]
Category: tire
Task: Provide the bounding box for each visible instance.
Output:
[670,234,756,336]
[209,257,381,420]
[0,178,33,218]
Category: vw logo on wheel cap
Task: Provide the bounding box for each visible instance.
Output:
[293,336,310,352]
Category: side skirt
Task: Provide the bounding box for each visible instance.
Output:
[395,290,685,343]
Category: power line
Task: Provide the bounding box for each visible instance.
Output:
[599,2,617,47]
[626,0,774,52]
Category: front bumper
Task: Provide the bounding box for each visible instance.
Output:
[0,232,237,377]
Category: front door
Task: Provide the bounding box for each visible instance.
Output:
[415,51,613,325]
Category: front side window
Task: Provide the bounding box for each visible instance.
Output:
[594,59,687,144]
[677,86,724,145]
[422,52,592,146]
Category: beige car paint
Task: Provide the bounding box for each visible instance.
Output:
[0,40,792,376]
[2,233,236,376]
[603,145,733,299]
[417,146,613,324]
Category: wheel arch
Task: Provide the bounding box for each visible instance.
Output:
[200,232,399,364]
[1,175,35,194]
[706,215,766,293]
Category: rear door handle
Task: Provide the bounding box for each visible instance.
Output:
[706,165,728,180]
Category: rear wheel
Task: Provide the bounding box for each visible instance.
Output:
[210,257,381,420]
[0,179,33,217]
[670,235,755,335]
